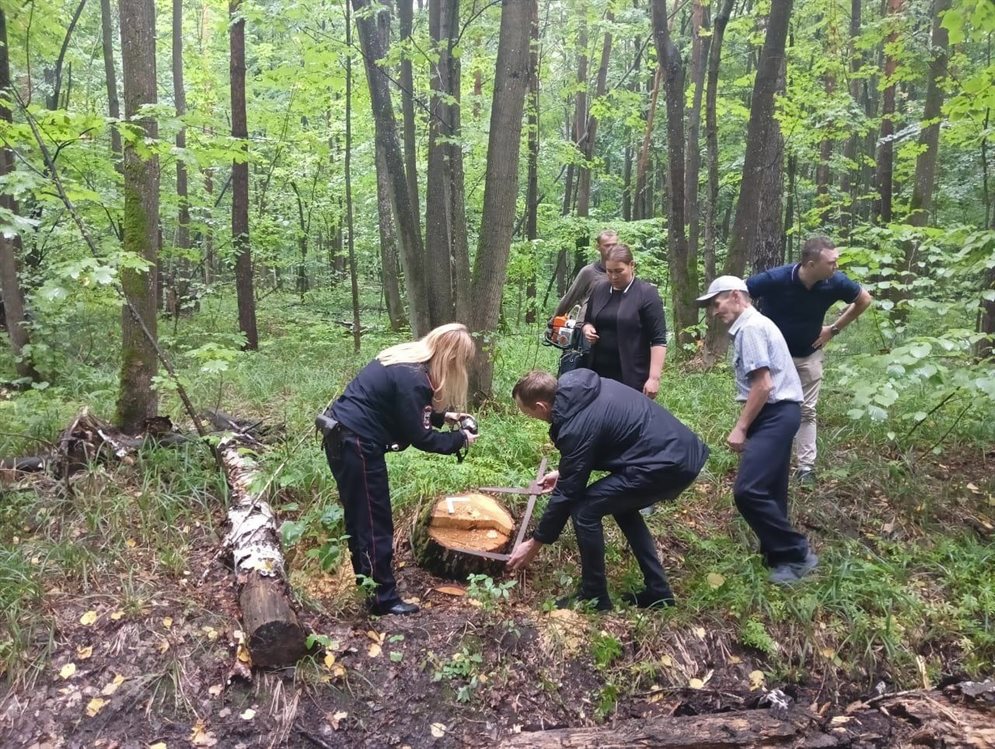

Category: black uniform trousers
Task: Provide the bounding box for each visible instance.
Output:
[733,400,809,566]
[570,461,705,602]
[325,429,401,609]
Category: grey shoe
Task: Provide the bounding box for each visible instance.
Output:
[768,552,819,585]
[794,468,816,485]
[639,505,655,517]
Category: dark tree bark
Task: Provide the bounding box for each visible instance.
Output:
[685,0,711,283]
[815,73,835,225]
[703,0,792,364]
[375,144,407,331]
[468,0,534,401]
[524,0,540,324]
[345,1,361,353]
[47,0,88,110]
[172,0,192,312]
[203,167,215,284]
[576,13,613,218]
[571,7,590,218]
[633,66,662,221]
[907,0,950,227]
[353,0,431,335]
[0,10,39,381]
[874,0,903,224]
[652,0,697,347]
[839,0,862,233]
[230,0,258,350]
[702,0,734,284]
[397,0,420,221]
[100,0,123,163]
[116,0,160,431]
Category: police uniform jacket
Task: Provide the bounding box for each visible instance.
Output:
[330,360,466,454]
[533,369,709,543]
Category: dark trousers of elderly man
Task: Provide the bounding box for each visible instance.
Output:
[734,401,810,568]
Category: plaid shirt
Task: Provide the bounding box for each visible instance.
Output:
[728,306,803,403]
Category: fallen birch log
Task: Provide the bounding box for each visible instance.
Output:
[218,435,308,668]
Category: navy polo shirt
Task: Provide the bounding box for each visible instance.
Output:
[746,264,862,358]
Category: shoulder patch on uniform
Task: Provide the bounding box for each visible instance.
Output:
[423,405,432,430]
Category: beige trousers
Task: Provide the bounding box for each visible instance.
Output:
[791,349,824,472]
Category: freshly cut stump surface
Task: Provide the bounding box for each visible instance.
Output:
[413,492,516,580]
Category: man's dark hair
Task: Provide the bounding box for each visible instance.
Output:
[801,236,835,264]
[604,243,634,264]
[512,370,557,404]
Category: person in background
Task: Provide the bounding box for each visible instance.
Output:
[746,236,873,483]
[553,229,618,320]
[696,276,818,585]
[507,369,709,610]
[319,324,479,616]
[581,244,667,399]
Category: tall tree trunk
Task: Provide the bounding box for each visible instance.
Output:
[116,0,160,430]
[703,0,793,364]
[173,0,192,312]
[203,167,215,284]
[345,1,361,353]
[702,0,734,284]
[571,7,590,219]
[840,0,862,233]
[353,0,431,335]
[397,0,421,222]
[652,0,697,347]
[576,13,613,218]
[685,0,710,285]
[907,0,950,227]
[468,0,534,401]
[47,0,88,110]
[874,0,903,224]
[374,144,406,331]
[524,0,540,325]
[634,66,662,221]
[100,0,123,164]
[449,37,471,323]
[0,9,39,381]
[815,73,834,225]
[230,0,258,350]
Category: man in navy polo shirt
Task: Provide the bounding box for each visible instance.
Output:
[747,237,873,483]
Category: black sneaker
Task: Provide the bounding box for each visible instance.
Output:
[369,600,420,616]
[794,468,816,485]
[621,589,676,609]
[555,593,613,612]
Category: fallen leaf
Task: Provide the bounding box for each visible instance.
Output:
[324,653,336,669]
[659,654,674,667]
[366,630,384,644]
[157,639,170,654]
[208,684,223,697]
[76,646,93,660]
[706,572,725,588]
[102,674,125,696]
[728,655,742,664]
[688,678,704,689]
[368,643,382,658]
[85,697,106,717]
[240,708,255,720]
[202,626,219,641]
[59,663,77,679]
[327,710,348,730]
[149,743,168,749]
[434,585,466,597]
[749,670,766,690]
[430,722,447,738]
[189,720,218,747]
[110,611,124,621]
[80,610,98,626]
[820,647,836,659]
[162,617,173,629]
[966,482,981,494]
[126,538,137,548]
[693,626,706,640]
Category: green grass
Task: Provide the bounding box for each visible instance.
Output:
[2,286,994,702]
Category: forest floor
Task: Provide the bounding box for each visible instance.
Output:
[2,436,994,749]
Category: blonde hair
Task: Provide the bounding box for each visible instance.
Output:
[377,323,474,409]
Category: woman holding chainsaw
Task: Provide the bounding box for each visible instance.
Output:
[581,244,668,399]
[320,323,479,616]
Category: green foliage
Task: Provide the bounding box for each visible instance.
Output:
[465,574,517,613]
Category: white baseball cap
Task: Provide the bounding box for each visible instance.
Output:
[695,275,749,306]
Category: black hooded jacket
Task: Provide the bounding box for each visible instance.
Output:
[534,369,709,543]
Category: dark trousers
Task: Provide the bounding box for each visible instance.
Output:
[571,463,704,601]
[325,431,400,608]
[733,401,809,566]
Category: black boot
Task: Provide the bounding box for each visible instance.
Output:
[621,588,676,609]
[555,592,613,612]
[369,600,420,616]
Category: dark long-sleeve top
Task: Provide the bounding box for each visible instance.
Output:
[583,278,667,391]
[533,369,709,543]
[553,261,606,318]
[329,360,466,454]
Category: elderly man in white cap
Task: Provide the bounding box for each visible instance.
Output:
[697,276,818,584]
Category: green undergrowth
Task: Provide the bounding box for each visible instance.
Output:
[2,289,994,701]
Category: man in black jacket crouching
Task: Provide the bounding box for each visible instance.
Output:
[507,369,709,611]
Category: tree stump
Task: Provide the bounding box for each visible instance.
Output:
[412,492,516,580]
